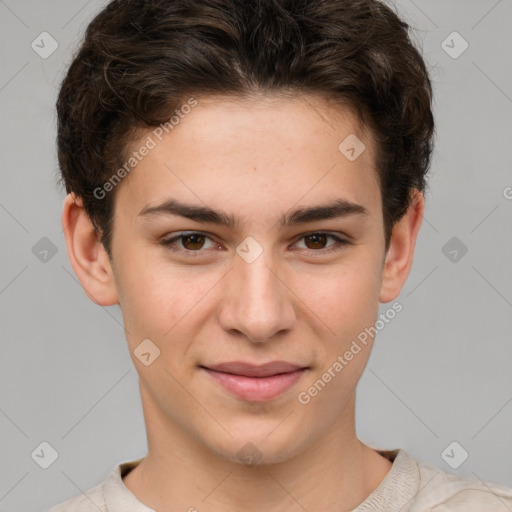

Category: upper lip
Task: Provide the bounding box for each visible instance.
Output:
[202,361,307,378]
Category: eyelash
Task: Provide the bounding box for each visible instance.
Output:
[160,231,352,257]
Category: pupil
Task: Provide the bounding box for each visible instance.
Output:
[307,234,326,249]
[184,234,204,250]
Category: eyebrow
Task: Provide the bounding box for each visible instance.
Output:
[138,197,368,229]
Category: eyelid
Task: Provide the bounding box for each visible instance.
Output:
[161,231,220,254]
[289,231,352,254]
[160,230,353,256]
[291,230,351,244]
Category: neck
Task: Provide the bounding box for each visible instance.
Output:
[123,387,392,512]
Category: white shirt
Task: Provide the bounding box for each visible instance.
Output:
[46,448,512,511]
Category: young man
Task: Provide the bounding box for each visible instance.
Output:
[49,0,512,510]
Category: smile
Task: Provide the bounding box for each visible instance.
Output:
[201,366,308,402]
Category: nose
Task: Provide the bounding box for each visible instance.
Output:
[217,251,296,343]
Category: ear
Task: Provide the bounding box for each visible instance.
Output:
[61,193,119,306]
[379,189,424,303]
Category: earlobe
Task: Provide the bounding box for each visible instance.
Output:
[379,189,424,303]
[62,193,119,306]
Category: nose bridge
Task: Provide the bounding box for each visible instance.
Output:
[219,246,295,343]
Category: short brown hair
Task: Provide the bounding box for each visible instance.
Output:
[56,0,434,258]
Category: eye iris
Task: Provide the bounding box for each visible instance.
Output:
[305,233,327,250]
[183,234,205,250]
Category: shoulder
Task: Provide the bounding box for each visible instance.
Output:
[45,481,106,512]
[411,455,512,511]
[45,457,145,512]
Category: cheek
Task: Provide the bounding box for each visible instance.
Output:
[296,266,380,413]
[117,270,168,334]
[302,256,382,334]
[115,254,220,349]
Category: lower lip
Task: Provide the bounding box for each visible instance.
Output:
[202,368,307,402]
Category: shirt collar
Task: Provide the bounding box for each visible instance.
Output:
[350,449,421,512]
[104,457,155,512]
[104,449,420,512]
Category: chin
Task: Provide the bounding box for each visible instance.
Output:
[199,426,307,467]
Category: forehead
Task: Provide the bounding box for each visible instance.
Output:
[115,93,381,220]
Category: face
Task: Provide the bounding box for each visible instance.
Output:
[72,93,417,465]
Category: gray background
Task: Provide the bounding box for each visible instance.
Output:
[1,0,511,510]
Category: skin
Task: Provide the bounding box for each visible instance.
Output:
[62,93,424,512]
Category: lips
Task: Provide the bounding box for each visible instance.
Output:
[200,361,308,402]
[202,361,306,378]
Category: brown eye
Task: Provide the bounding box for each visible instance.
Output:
[293,232,351,254]
[181,234,206,250]
[304,233,328,250]
[161,232,218,255]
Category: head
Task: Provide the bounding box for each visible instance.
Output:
[58,0,433,465]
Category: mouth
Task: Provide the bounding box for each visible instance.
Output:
[199,361,309,402]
